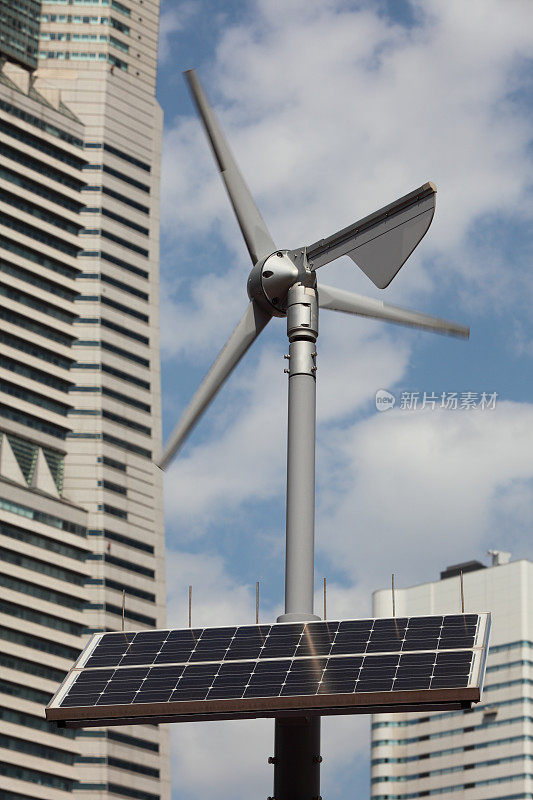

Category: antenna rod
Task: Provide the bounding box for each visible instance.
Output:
[256,581,260,624]
[323,577,327,620]
[122,589,126,631]
[392,574,396,617]
[188,585,192,628]
[460,571,464,614]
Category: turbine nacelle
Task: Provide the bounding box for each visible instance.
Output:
[247,250,313,317]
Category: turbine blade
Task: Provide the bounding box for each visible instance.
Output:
[302,183,437,288]
[158,301,271,470]
[185,70,277,265]
[318,283,469,338]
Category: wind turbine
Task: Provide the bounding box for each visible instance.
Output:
[159,70,469,799]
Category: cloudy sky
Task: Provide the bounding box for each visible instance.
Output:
[155,1,533,797]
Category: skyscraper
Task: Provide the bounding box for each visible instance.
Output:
[371,556,533,800]
[0,1,169,797]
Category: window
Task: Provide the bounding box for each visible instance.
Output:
[0,731,73,764]
[0,519,86,561]
[102,385,150,412]
[0,403,69,439]
[1,211,79,257]
[101,363,150,389]
[0,233,79,279]
[91,552,154,578]
[0,598,85,636]
[0,652,66,684]
[0,377,70,416]
[101,185,149,214]
[0,162,83,212]
[99,502,127,519]
[100,207,149,236]
[0,307,73,348]
[0,573,85,611]
[101,296,149,322]
[0,761,74,791]
[107,731,159,752]
[100,228,148,257]
[0,139,84,191]
[101,250,149,279]
[0,626,80,663]
[0,496,85,535]
[98,478,127,495]
[0,330,72,370]
[0,353,71,394]
[88,528,154,555]
[0,101,84,150]
[103,163,149,192]
[0,545,86,586]
[103,409,151,436]
[0,258,78,301]
[0,283,75,324]
[101,273,149,301]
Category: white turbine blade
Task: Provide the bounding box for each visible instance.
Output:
[302,183,437,288]
[158,301,272,470]
[318,283,469,338]
[185,70,277,265]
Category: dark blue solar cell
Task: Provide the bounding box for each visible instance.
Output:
[243,684,282,698]
[393,677,431,690]
[136,690,174,703]
[171,688,210,701]
[207,686,245,700]
[61,694,97,706]
[96,691,137,705]
[431,675,469,688]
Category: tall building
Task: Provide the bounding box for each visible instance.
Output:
[371,555,533,800]
[0,0,40,69]
[0,0,169,797]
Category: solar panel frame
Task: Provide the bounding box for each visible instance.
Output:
[45,612,490,728]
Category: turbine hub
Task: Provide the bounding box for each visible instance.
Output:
[247,250,309,316]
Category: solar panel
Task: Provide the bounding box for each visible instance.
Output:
[45,613,490,728]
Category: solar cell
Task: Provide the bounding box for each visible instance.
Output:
[45,613,490,728]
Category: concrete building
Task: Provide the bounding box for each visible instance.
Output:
[0,0,169,797]
[371,555,533,800]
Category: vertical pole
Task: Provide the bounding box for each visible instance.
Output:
[278,283,320,623]
[274,282,321,800]
[392,574,396,617]
[256,581,260,624]
[460,571,464,613]
[188,585,192,628]
[323,577,327,621]
[122,589,126,631]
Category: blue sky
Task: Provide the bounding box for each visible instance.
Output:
[155,1,533,797]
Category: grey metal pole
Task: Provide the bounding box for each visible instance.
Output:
[278,283,320,624]
[273,282,321,799]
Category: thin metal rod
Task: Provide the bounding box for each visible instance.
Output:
[256,581,259,624]
[460,571,464,613]
[323,577,327,620]
[188,585,192,628]
[122,589,126,631]
[392,573,396,617]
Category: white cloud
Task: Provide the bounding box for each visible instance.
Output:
[315,401,533,605]
[158,2,198,65]
[160,0,532,304]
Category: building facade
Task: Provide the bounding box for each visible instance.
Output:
[371,557,533,800]
[0,0,169,797]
